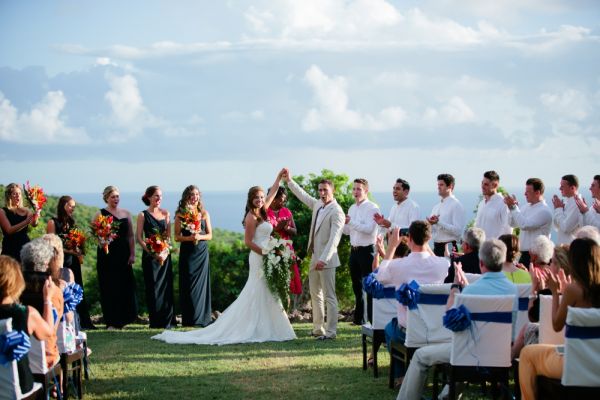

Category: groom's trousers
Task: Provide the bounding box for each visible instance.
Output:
[309,267,338,337]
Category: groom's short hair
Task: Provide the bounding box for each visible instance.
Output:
[319,179,334,189]
[353,178,369,190]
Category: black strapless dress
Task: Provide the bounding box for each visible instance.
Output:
[96,209,138,328]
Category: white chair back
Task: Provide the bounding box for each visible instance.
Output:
[464,273,482,284]
[450,294,514,367]
[562,306,600,387]
[539,294,565,345]
[371,288,397,330]
[28,337,48,375]
[0,318,20,400]
[514,284,532,341]
[405,283,452,347]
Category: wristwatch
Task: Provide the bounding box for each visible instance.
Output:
[450,283,463,292]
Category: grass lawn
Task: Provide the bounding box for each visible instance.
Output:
[82,322,509,399]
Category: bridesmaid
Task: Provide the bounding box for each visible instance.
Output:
[46,196,96,329]
[0,183,37,261]
[136,186,174,329]
[175,185,212,327]
[267,186,302,309]
[93,186,138,329]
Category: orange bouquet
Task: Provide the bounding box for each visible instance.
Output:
[144,229,172,265]
[23,181,47,218]
[64,227,87,263]
[90,214,120,254]
[177,205,202,244]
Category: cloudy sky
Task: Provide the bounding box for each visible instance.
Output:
[1,0,599,195]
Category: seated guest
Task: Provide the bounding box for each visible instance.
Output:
[499,234,532,283]
[42,234,76,325]
[511,244,570,358]
[0,255,53,395]
[376,221,449,387]
[519,238,600,400]
[444,227,486,283]
[19,238,64,369]
[397,239,518,400]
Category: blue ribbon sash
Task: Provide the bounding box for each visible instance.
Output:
[565,324,600,339]
[443,304,512,332]
[0,330,31,365]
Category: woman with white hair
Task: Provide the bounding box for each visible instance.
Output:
[19,238,64,369]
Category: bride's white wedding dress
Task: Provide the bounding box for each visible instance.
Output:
[152,221,296,345]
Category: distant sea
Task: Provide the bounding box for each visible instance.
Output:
[71,190,486,234]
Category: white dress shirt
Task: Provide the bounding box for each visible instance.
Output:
[474,193,512,239]
[376,252,449,327]
[583,208,600,230]
[509,200,553,251]
[342,199,380,246]
[387,198,420,231]
[430,194,465,243]
[554,196,584,245]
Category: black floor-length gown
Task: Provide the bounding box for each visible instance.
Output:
[179,219,212,327]
[1,207,30,261]
[96,209,138,328]
[52,217,95,328]
[141,211,174,328]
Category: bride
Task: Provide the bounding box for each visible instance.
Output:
[152,172,296,345]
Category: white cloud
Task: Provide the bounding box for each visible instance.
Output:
[221,110,265,121]
[302,65,406,132]
[423,96,476,125]
[540,89,590,120]
[0,91,88,144]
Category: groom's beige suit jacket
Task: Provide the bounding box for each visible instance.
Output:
[287,179,345,269]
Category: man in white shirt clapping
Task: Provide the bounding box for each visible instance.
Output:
[374,178,419,235]
[504,178,553,266]
[552,174,583,245]
[342,178,380,325]
[474,170,511,239]
[575,174,600,230]
[427,174,465,257]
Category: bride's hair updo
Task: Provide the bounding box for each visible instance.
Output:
[177,185,203,215]
[243,186,267,226]
[142,185,160,206]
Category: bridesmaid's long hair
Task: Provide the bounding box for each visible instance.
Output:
[243,186,267,227]
[177,185,203,216]
[57,195,75,231]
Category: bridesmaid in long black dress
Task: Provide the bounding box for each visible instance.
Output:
[94,186,138,329]
[136,186,174,329]
[0,183,38,261]
[46,195,96,329]
[175,185,212,327]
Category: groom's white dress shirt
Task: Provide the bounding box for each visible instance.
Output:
[342,200,380,246]
[430,194,465,243]
[509,200,553,252]
[553,196,583,245]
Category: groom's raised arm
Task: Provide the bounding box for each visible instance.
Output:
[285,170,318,209]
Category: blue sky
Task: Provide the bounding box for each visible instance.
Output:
[1,0,599,197]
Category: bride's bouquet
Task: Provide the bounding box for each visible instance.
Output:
[177,205,202,244]
[23,181,47,218]
[144,229,172,266]
[90,214,120,254]
[262,237,295,305]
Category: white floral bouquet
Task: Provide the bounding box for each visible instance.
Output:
[262,237,295,305]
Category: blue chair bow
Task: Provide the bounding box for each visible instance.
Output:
[63,283,84,313]
[362,273,396,299]
[396,280,420,310]
[0,330,31,365]
[443,304,512,332]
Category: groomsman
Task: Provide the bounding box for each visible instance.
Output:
[474,170,511,239]
[342,178,380,325]
[283,168,345,340]
[374,178,419,234]
[575,174,600,230]
[427,174,465,257]
[552,174,583,245]
[505,178,553,266]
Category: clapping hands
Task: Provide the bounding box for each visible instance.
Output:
[552,195,564,209]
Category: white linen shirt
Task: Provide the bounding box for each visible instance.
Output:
[387,198,420,231]
[342,199,380,246]
[376,252,449,327]
[430,195,465,243]
[553,196,583,245]
[474,193,512,239]
[583,209,600,230]
[509,200,553,251]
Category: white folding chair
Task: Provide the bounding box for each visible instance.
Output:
[29,337,62,399]
[361,287,396,378]
[562,306,600,388]
[539,294,565,345]
[435,294,515,400]
[0,318,42,400]
[514,284,532,341]
[405,283,452,347]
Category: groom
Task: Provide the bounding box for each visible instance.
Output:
[283,168,345,340]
